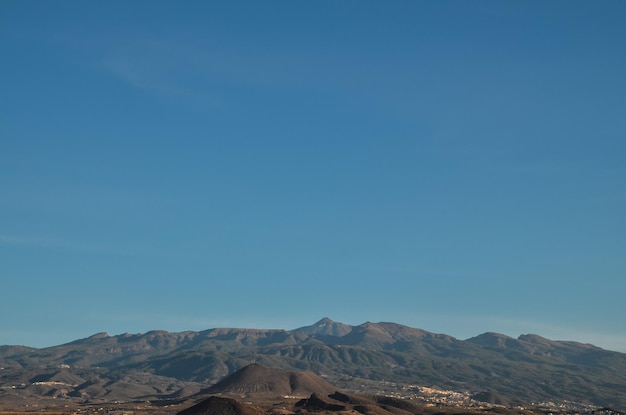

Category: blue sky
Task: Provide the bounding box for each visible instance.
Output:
[1,1,625,352]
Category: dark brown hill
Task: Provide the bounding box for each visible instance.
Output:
[297,391,414,415]
[296,392,348,411]
[178,396,265,415]
[204,363,337,397]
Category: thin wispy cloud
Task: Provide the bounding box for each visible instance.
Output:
[0,233,150,256]
[97,39,228,108]
[95,37,390,112]
[102,55,192,98]
[0,233,67,249]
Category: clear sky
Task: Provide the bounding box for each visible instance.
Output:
[1,1,625,352]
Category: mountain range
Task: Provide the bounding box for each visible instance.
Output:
[1,318,625,410]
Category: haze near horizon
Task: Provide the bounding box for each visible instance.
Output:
[1,1,625,352]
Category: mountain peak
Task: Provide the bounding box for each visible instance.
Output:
[295,318,352,337]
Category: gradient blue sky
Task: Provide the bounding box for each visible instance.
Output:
[1,1,625,352]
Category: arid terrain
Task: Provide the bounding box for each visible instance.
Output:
[2,319,625,414]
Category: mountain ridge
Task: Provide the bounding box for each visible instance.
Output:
[1,318,625,411]
[5,318,612,353]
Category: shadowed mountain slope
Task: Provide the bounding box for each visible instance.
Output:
[178,396,265,415]
[297,391,417,415]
